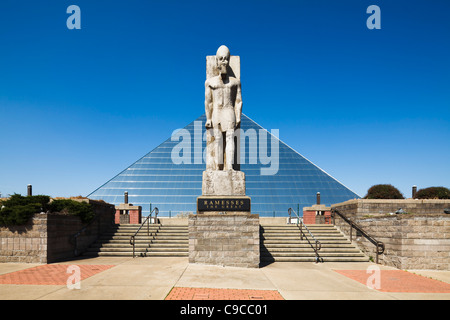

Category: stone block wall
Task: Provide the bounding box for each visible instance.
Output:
[47,214,84,262]
[333,199,450,219]
[189,213,260,268]
[0,214,48,263]
[0,199,115,263]
[332,200,450,270]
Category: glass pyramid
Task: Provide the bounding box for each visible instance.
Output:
[87,114,360,217]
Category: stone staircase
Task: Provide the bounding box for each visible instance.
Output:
[83,224,189,257]
[260,224,369,262]
[83,223,368,262]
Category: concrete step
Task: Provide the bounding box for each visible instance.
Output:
[83,224,189,258]
[116,225,187,230]
[262,239,349,244]
[91,243,188,249]
[101,233,187,239]
[261,235,344,240]
[262,235,344,240]
[88,247,188,253]
[102,235,187,241]
[100,239,188,244]
[84,251,189,257]
[261,247,361,253]
[262,243,354,248]
[261,229,342,233]
[260,224,369,263]
[261,227,338,232]
[261,251,365,258]
[261,226,335,231]
[261,256,370,262]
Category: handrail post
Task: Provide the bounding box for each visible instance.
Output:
[130,235,135,258]
[376,242,384,264]
[349,222,353,242]
[376,245,379,264]
[300,222,303,240]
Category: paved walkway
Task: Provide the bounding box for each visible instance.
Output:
[0,257,449,300]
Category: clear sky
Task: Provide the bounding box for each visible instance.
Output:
[0,0,449,199]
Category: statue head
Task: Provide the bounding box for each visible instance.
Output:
[216,45,230,75]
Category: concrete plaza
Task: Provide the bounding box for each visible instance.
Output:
[0,257,449,300]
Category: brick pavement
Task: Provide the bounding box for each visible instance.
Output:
[165,287,284,300]
[0,264,114,285]
[334,269,450,293]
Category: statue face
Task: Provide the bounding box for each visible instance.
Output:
[216,46,230,75]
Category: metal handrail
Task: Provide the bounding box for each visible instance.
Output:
[331,208,385,264]
[288,208,323,263]
[129,207,159,258]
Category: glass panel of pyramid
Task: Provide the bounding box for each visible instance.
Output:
[88,114,360,216]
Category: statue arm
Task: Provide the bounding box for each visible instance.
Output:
[235,82,242,127]
[205,80,213,128]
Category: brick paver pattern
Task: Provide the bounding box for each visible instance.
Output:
[334,269,450,293]
[0,264,115,285]
[166,287,284,300]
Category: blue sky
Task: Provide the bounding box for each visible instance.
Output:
[0,0,449,199]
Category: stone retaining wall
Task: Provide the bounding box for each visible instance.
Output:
[333,199,450,219]
[0,214,48,263]
[332,210,450,270]
[0,199,115,263]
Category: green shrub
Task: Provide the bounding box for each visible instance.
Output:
[0,195,95,225]
[364,184,404,199]
[48,199,95,223]
[415,187,450,199]
[0,194,50,225]
[3,194,50,210]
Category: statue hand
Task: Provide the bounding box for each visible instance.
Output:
[236,119,241,128]
[205,120,212,128]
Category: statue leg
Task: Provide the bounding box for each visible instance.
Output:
[224,129,235,171]
[205,128,214,170]
[213,127,224,170]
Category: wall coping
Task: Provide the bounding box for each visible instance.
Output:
[303,204,331,211]
[353,213,450,221]
[115,203,142,210]
[332,199,450,207]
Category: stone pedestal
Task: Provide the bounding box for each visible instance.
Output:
[201,170,245,196]
[189,213,260,268]
[197,170,250,214]
[190,170,259,268]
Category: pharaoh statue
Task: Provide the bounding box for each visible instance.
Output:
[204,45,242,171]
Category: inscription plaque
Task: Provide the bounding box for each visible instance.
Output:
[197,197,251,212]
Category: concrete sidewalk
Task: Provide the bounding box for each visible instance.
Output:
[0,257,449,300]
